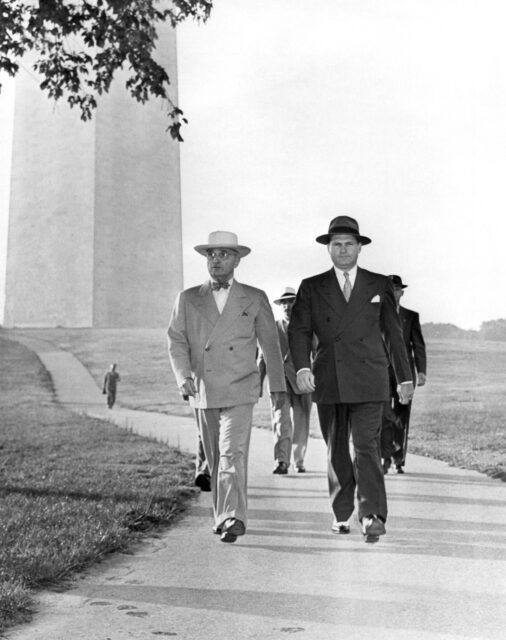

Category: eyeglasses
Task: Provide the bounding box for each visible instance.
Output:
[206,250,237,260]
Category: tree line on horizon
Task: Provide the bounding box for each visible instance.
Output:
[422,319,506,341]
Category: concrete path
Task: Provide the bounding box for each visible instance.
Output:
[5,335,506,640]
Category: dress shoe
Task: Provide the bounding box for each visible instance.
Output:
[382,458,391,475]
[331,519,350,535]
[396,465,405,474]
[361,515,386,543]
[272,462,289,475]
[194,474,211,492]
[220,518,246,543]
[296,465,306,473]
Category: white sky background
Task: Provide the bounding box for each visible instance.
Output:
[176,0,506,330]
[1,0,506,328]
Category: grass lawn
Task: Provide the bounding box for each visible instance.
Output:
[409,338,506,480]
[0,336,197,634]
[5,328,505,482]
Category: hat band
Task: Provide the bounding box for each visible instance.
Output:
[329,226,360,235]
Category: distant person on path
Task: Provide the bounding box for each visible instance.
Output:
[381,274,427,474]
[288,216,413,542]
[168,231,286,543]
[258,287,313,474]
[102,363,120,409]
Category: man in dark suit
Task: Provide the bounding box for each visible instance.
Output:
[381,275,427,474]
[288,216,413,542]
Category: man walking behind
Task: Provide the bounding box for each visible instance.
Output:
[259,287,313,474]
[381,274,427,474]
[168,231,286,543]
[102,363,120,409]
[288,216,413,542]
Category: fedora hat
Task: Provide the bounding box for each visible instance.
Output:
[388,274,408,288]
[316,216,371,245]
[273,287,297,305]
[194,230,251,258]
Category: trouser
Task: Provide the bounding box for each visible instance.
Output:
[381,398,412,467]
[392,399,412,467]
[106,390,116,408]
[380,400,403,459]
[194,404,254,528]
[317,402,387,523]
[195,429,210,479]
[271,388,312,467]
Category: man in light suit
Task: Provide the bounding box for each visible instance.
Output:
[288,216,413,542]
[258,287,313,474]
[381,274,427,474]
[168,231,286,543]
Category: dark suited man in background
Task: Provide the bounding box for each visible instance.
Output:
[381,274,427,474]
[288,216,413,542]
[168,231,286,543]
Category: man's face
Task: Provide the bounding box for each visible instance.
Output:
[327,234,361,270]
[279,298,295,321]
[206,248,240,281]
[393,287,404,304]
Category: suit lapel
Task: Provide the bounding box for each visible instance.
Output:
[316,268,347,319]
[337,268,377,332]
[189,281,220,326]
[207,280,253,342]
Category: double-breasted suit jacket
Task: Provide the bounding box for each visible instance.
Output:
[168,280,286,409]
[288,267,412,404]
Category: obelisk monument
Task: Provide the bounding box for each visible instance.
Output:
[3,25,182,328]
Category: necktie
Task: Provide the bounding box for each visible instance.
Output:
[343,272,352,302]
[211,281,230,291]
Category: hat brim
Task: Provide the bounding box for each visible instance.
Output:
[273,295,297,305]
[316,233,371,245]
[194,244,251,258]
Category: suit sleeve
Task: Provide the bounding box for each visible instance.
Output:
[254,291,286,392]
[410,312,427,375]
[167,292,193,387]
[287,279,314,372]
[381,281,412,384]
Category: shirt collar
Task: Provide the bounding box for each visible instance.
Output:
[333,265,358,280]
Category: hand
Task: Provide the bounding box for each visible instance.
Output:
[180,377,197,398]
[417,373,427,387]
[397,381,414,404]
[270,391,286,411]
[296,370,315,393]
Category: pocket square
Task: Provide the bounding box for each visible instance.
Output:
[370,295,380,303]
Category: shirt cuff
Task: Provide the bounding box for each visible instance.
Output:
[296,368,311,374]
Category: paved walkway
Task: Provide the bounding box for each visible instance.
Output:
[5,335,506,640]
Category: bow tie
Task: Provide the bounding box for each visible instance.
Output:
[211,281,230,291]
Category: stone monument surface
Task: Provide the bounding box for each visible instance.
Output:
[4,25,182,328]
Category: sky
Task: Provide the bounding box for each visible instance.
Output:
[2,0,506,329]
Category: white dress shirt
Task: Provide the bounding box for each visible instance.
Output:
[211,278,233,314]
[333,265,358,294]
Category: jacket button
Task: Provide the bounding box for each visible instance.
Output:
[205,347,210,351]
[229,347,233,350]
